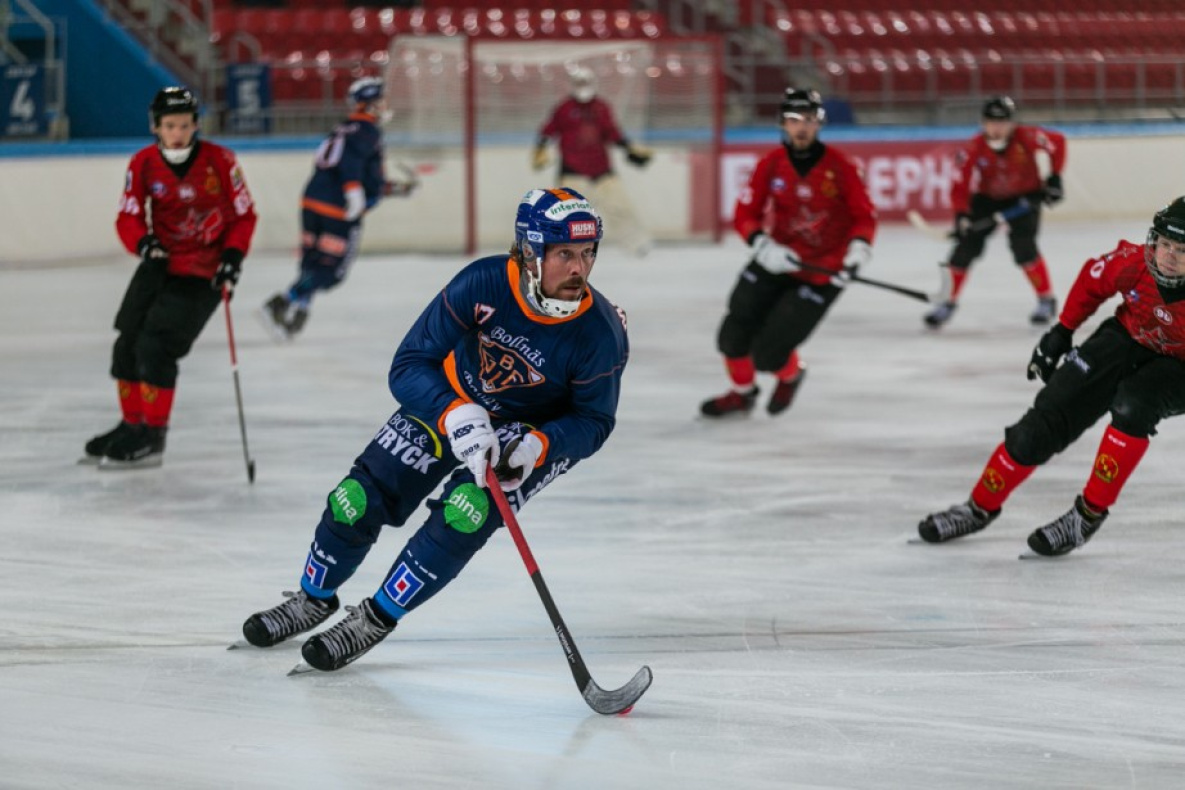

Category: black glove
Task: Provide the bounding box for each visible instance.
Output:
[952,212,973,240]
[1027,323,1073,382]
[137,234,168,265]
[1043,173,1064,205]
[212,248,244,292]
[624,143,652,167]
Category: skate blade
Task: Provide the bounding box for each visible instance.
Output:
[77,455,102,466]
[256,307,291,343]
[1018,551,1064,560]
[98,454,164,470]
[288,662,317,676]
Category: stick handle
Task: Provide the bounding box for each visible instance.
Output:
[796,262,931,303]
[222,287,255,484]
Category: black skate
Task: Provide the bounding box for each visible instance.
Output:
[300,597,396,672]
[242,590,340,648]
[767,369,807,415]
[918,499,999,543]
[82,421,139,465]
[924,301,958,329]
[259,294,292,341]
[700,386,759,418]
[1026,496,1108,556]
[99,425,166,469]
[1029,296,1058,326]
[286,307,309,338]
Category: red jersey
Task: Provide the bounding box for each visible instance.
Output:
[116,140,257,279]
[538,97,626,180]
[950,125,1066,213]
[734,144,877,285]
[1060,239,1185,360]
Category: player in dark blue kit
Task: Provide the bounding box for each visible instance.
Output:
[260,76,416,340]
[242,187,629,672]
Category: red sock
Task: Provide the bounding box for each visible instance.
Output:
[118,379,142,424]
[1081,426,1150,510]
[774,350,802,381]
[970,443,1037,512]
[1021,256,1054,298]
[141,383,176,428]
[724,356,756,390]
[943,265,969,303]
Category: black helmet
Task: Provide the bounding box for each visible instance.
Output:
[781,87,825,122]
[1145,197,1185,288]
[150,86,199,125]
[982,95,1016,120]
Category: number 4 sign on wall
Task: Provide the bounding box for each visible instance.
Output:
[1,63,47,138]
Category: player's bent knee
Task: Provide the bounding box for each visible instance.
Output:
[717,317,755,358]
[1004,412,1063,466]
[324,476,388,544]
[1110,394,1160,438]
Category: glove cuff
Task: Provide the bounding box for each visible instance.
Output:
[221,248,244,267]
[443,402,489,433]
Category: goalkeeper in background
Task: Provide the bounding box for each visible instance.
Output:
[532,67,652,257]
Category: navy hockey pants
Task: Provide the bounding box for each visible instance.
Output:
[298,408,577,621]
[290,209,361,301]
[1004,318,1185,466]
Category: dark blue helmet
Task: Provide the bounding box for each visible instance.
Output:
[514,187,602,317]
[348,77,384,106]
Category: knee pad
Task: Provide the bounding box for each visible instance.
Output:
[1009,235,1039,264]
[751,340,790,373]
[949,239,985,268]
[135,333,180,388]
[1004,409,1065,466]
[1110,390,1159,438]
[717,314,755,358]
[111,334,139,381]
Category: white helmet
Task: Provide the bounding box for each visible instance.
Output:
[569,67,596,103]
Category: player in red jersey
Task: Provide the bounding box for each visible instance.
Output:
[532,67,652,257]
[82,87,257,468]
[918,197,1185,556]
[700,88,877,418]
[925,96,1067,328]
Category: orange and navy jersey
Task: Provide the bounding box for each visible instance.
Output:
[734,143,877,285]
[302,112,386,220]
[1060,239,1185,360]
[115,140,257,279]
[538,97,626,180]
[950,125,1066,212]
[388,255,628,465]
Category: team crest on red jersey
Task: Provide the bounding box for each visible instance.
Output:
[477,333,545,394]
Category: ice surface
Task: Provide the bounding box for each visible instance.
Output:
[3,221,1184,789]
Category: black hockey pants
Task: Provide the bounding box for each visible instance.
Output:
[716,260,843,372]
[1004,318,1185,466]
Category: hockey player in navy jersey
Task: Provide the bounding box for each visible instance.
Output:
[260,76,416,340]
[242,187,629,672]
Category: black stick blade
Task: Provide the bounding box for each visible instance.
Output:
[582,665,653,715]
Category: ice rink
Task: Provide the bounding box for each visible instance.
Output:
[4,220,1185,789]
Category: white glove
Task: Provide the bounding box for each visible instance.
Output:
[444,403,500,487]
[843,239,872,271]
[344,186,366,222]
[494,433,544,492]
[750,233,802,274]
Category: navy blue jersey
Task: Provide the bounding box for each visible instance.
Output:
[389,255,629,464]
[301,112,386,219]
